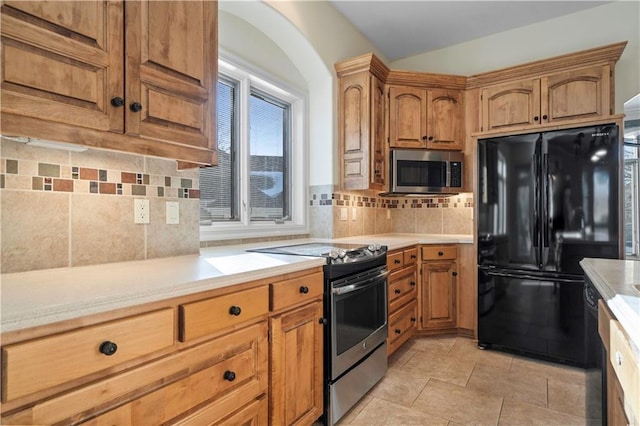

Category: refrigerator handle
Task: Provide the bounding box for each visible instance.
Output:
[542,153,550,249]
[533,152,539,251]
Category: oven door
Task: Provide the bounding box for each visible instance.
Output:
[330,266,388,379]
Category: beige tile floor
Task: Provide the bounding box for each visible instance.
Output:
[337,336,588,426]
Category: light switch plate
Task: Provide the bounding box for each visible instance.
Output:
[166,201,179,224]
[351,207,357,221]
[340,207,348,221]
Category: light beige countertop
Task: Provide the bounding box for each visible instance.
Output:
[580,258,640,353]
[1,233,472,333]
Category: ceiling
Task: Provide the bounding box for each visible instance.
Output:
[329,1,612,62]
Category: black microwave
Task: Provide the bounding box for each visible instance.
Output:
[390,149,463,194]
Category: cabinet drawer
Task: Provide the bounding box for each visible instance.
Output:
[388,267,417,313]
[422,246,457,260]
[609,320,640,418]
[388,300,418,355]
[403,248,418,265]
[2,309,174,402]
[180,286,268,342]
[270,271,323,311]
[387,251,404,270]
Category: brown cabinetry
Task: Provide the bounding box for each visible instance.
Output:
[388,86,463,150]
[336,54,389,191]
[421,245,457,331]
[0,0,217,165]
[268,269,324,425]
[386,246,418,355]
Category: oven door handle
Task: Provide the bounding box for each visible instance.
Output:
[331,271,389,295]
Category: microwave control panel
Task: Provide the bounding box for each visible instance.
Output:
[450,162,462,188]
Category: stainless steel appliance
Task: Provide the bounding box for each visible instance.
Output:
[389,149,463,194]
[247,242,388,425]
[477,124,622,366]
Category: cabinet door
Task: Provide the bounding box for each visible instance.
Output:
[426,89,463,150]
[125,0,216,151]
[370,75,386,190]
[270,301,323,426]
[0,1,124,132]
[480,79,541,131]
[339,72,371,190]
[542,65,610,124]
[389,86,427,148]
[421,261,457,330]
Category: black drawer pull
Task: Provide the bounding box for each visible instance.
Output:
[411,317,417,322]
[223,370,236,382]
[394,289,401,294]
[452,271,458,277]
[299,286,309,294]
[410,255,416,259]
[110,97,124,107]
[410,281,416,287]
[395,329,402,334]
[229,305,242,316]
[319,318,328,325]
[130,102,143,112]
[99,341,118,356]
[438,251,444,256]
[394,259,401,264]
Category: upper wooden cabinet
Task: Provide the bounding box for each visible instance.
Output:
[388,86,463,150]
[0,0,217,165]
[336,54,389,191]
[469,42,626,134]
[480,65,611,132]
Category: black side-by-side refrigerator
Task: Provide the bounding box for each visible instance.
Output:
[477,124,622,366]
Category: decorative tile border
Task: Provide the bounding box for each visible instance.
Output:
[309,187,473,209]
[0,159,200,199]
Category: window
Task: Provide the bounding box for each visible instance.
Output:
[624,129,639,258]
[200,55,307,241]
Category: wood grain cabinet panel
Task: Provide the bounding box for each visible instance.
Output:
[2,309,174,402]
[0,0,217,164]
[179,286,269,342]
[270,301,323,426]
[270,271,323,312]
[426,89,464,150]
[421,245,458,332]
[388,300,418,355]
[388,266,418,313]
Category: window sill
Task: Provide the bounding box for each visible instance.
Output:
[200,223,309,242]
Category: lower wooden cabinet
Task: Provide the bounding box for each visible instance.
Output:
[386,247,418,356]
[269,301,324,426]
[388,300,418,355]
[421,245,458,332]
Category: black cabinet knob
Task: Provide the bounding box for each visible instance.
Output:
[428,136,434,141]
[410,281,416,287]
[394,289,401,294]
[374,170,381,175]
[99,341,118,356]
[542,114,548,120]
[438,251,444,256]
[410,255,416,259]
[229,305,242,316]
[534,116,539,121]
[411,317,417,322]
[395,329,401,334]
[319,318,328,325]
[299,286,309,294]
[394,259,401,264]
[452,271,458,276]
[110,97,125,107]
[223,370,236,382]
[130,102,143,112]
[422,136,428,141]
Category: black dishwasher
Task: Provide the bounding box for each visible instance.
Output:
[584,277,607,425]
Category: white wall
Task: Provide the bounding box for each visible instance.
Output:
[391,1,640,112]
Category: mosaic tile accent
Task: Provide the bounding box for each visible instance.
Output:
[309,188,474,210]
[1,158,200,199]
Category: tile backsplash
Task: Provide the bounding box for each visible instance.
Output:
[309,185,474,239]
[1,138,201,273]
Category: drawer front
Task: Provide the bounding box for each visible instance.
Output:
[388,268,417,313]
[180,286,269,341]
[5,323,267,426]
[80,323,268,426]
[609,320,640,418]
[387,251,404,271]
[270,271,323,311]
[2,309,174,402]
[422,245,457,260]
[403,248,418,265]
[388,301,418,355]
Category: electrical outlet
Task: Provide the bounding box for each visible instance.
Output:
[351,207,357,221]
[387,209,391,219]
[166,201,179,224]
[340,207,348,221]
[134,199,150,224]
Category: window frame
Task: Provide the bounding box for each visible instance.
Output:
[624,139,640,259]
[200,52,308,242]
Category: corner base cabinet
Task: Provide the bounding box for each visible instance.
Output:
[421,246,458,332]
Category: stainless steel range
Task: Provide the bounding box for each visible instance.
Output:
[248,242,388,425]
